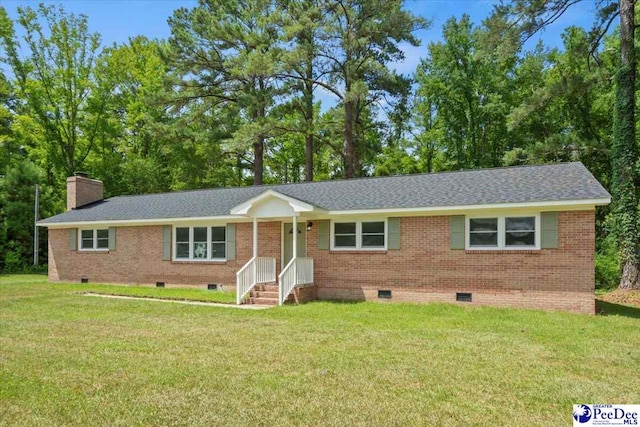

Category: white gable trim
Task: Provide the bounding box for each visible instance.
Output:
[230,189,317,216]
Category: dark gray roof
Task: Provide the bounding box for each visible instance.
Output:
[39,162,610,224]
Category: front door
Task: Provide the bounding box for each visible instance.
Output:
[283,222,306,268]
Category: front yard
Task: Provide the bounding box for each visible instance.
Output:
[1,275,638,426]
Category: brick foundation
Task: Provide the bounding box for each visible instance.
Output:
[287,284,318,304]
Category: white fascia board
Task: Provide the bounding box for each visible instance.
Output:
[37,215,249,229]
[324,198,611,216]
[38,197,609,228]
[229,189,316,215]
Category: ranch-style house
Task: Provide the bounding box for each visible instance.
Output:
[38,162,610,314]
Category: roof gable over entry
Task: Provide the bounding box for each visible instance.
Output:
[230,190,317,218]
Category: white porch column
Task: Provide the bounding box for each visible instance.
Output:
[252,217,258,286]
[292,215,298,286]
[292,215,297,260]
[252,217,258,258]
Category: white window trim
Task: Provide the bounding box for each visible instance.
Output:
[330,219,387,251]
[78,228,109,252]
[173,225,227,262]
[465,213,541,250]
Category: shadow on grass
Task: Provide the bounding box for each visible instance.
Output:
[596,299,640,319]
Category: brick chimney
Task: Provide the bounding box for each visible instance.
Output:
[67,172,103,211]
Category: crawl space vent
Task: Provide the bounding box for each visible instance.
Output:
[456,293,472,302]
[156,282,165,288]
[80,278,89,284]
[378,290,392,299]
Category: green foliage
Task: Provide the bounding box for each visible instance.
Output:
[0,4,107,178]
[596,228,622,290]
[610,0,639,288]
[0,159,56,272]
[373,141,420,176]
[0,71,20,174]
[1,240,24,272]
[415,14,514,170]
[92,36,173,195]
[1,252,48,273]
[316,0,428,177]
[166,0,285,185]
[596,252,621,291]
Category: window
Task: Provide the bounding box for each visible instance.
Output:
[466,214,539,250]
[176,227,190,259]
[193,227,208,259]
[80,229,109,250]
[362,221,385,248]
[334,222,356,248]
[174,226,226,261]
[332,220,386,250]
[211,226,226,259]
[505,217,535,247]
[469,218,498,247]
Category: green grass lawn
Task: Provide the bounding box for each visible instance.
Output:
[0,274,236,304]
[1,275,639,426]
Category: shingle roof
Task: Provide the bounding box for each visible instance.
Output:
[39,162,610,224]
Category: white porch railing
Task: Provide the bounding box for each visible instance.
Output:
[278,257,314,306]
[236,256,276,305]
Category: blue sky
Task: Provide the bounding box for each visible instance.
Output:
[3,0,600,109]
[4,0,599,61]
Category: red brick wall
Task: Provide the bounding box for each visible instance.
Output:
[307,211,595,314]
[48,210,596,313]
[67,176,103,211]
[48,222,282,290]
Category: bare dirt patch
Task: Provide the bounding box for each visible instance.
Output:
[596,289,640,308]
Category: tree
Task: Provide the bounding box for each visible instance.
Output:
[95,36,173,195]
[490,0,639,289]
[504,27,614,187]
[265,110,306,183]
[415,15,514,170]
[278,0,323,181]
[0,160,55,271]
[0,70,20,174]
[166,0,284,185]
[611,0,638,288]
[311,0,428,178]
[0,4,109,180]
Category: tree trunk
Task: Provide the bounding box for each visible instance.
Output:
[344,99,356,178]
[613,0,639,289]
[304,79,314,182]
[253,79,266,186]
[236,154,243,185]
[305,132,314,182]
[620,258,640,290]
[253,136,264,186]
